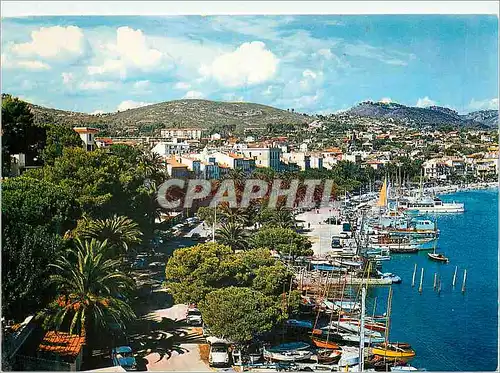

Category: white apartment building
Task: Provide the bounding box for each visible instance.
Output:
[160,128,205,140]
[151,138,190,157]
[238,145,282,171]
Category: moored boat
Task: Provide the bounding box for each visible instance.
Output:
[428,252,449,263]
[371,343,416,361]
[316,349,342,364]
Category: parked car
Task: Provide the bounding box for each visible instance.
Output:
[209,342,230,368]
[111,346,137,371]
[186,304,203,325]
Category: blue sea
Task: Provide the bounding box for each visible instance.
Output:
[369,188,498,371]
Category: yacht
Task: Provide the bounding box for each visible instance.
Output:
[399,196,464,213]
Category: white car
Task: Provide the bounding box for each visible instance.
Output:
[209,343,230,368]
[186,307,203,326]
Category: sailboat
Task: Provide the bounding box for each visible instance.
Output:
[370,288,416,362]
[427,225,449,263]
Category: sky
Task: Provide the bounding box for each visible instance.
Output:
[1,15,498,114]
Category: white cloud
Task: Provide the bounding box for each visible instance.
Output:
[302,69,318,80]
[199,41,278,87]
[79,81,112,90]
[222,93,244,102]
[183,90,204,99]
[11,26,85,60]
[117,100,152,111]
[2,54,51,70]
[174,82,191,90]
[379,97,393,104]
[62,72,74,84]
[133,80,150,89]
[88,27,162,79]
[416,96,436,108]
[468,98,499,111]
[262,85,274,96]
[318,48,334,59]
[16,60,51,70]
[295,93,320,109]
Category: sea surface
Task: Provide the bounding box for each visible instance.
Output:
[369,188,498,371]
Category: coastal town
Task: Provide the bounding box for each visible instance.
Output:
[2,8,498,373]
[2,93,498,372]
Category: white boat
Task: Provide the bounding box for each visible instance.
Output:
[401,196,464,213]
[391,365,419,371]
[325,322,383,338]
[263,349,312,362]
[338,346,360,367]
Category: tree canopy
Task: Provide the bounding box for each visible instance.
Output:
[199,287,281,344]
[251,227,313,260]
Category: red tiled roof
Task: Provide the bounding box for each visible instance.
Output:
[38,331,85,358]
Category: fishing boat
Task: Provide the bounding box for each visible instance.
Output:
[391,366,419,372]
[316,349,342,364]
[263,342,312,362]
[371,343,416,361]
[428,253,449,263]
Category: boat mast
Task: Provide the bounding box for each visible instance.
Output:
[359,286,366,372]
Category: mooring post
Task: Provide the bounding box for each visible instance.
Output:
[411,263,417,287]
[433,273,437,290]
[452,266,458,287]
[418,267,424,293]
[462,269,467,293]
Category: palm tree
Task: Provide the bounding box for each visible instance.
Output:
[215,223,248,252]
[269,208,296,229]
[37,239,136,337]
[139,150,165,183]
[81,215,142,255]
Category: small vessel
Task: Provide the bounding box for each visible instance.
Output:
[263,342,312,362]
[379,272,402,284]
[339,317,387,333]
[316,349,342,364]
[371,343,416,361]
[400,196,464,213]
[427,238,449,263]
[311,329,340,349]
[428,253,449,263]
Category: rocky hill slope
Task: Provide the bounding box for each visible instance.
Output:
[29,99,311,136]
[347,101,497,128]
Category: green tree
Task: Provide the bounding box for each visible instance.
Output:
[42,123,83,164]
[37,239,136,337]
[215,222,248,251]
[2,176,79,320]
[251,227,313,260]
[252,263,293,296]
[199,287,281,344]
[1,94,46,175]
[165,242,238,304]
[80,214,143,256]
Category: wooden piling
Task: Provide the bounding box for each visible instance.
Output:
[411,263,417,287]
[418,268,424,293]
[462,269,467,293]
[433,273,437,290]
[452,266,458,287]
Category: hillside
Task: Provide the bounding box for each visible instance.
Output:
[462,110,499,128]
[346,101,497,128]
[29,99,311,136]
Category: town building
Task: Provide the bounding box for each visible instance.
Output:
[73,127,98,151]
[151,139,190,157]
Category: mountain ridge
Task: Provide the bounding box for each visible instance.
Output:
[22,98,499,136]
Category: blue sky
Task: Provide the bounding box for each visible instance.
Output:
[1,15,498,114]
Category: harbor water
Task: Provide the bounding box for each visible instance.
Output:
[368,188,498,371]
